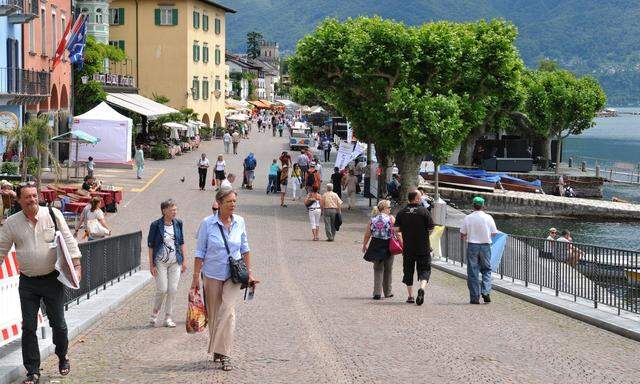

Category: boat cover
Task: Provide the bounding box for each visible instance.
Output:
[439,165,541,187]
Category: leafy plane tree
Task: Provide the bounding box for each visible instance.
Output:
[289,17,522,198]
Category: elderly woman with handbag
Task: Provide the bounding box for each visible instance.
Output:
[192,189,258,371]
[147,199,187,328]
[362,200,402,300]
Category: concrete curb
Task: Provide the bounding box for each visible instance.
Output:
[431,259,640,342]
[0,271,152,384]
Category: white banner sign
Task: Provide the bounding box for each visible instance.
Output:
[334,140,365,171]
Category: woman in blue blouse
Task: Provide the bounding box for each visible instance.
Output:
[192,189,256,371]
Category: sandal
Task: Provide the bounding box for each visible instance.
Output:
[59,357,70,376]
[23,373,40,384]
[406,297,415,304]
[220,355,233,371]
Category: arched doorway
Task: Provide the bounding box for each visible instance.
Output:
[50,84,59,111]
[60,85,69,110]
[214,112,222,128]
[202,113,210,128]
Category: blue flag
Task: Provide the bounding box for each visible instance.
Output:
[490,232,508,272]
[67,18,87,69]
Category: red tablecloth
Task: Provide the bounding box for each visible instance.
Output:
[39,189,57,203]
[99,190,123,205]
[90,191,112,205]
[64,202,89,214]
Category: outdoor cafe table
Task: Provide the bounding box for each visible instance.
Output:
[39,189,57,204]
[90,191,112,205]
[64,199,105,214]
[61,186,79,194]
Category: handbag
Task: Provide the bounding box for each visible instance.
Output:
[334,212,342,231]
[186,287,207,333]
[217,223,249,288]
[86,218,110,238]
[389,231,403,256]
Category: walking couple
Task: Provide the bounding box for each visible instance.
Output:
[362,191,434,305]
[147,191,259,371]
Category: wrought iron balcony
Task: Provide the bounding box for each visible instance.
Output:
[0,0,22,16]
[0,67,50,97]
[7,0,38,24]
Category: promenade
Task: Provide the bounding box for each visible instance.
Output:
[30,131,640,383]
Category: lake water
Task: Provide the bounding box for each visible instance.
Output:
[495,108,640,250]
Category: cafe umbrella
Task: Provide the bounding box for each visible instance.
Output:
[51,130,100,180]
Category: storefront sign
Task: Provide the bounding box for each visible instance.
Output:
[92,73,136,88]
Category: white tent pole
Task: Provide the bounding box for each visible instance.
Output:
[74,140,79,178]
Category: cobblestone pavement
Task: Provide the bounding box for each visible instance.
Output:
[29,131,640,383]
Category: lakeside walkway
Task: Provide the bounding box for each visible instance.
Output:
[29,131,640,383]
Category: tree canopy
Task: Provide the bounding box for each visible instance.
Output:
[289,17,524,196]
[246,31,263,59]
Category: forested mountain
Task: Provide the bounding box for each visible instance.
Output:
[225,0,640,106]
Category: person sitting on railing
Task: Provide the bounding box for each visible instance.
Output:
[557,230,583,266]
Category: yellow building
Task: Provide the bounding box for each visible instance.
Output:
[108,0,235,128]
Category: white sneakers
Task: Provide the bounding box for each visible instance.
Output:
[149,313,175,328]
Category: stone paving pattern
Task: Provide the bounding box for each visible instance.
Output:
[25,131,640,383]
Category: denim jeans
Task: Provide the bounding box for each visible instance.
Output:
[466,243,492,300]
[267,175,277,193]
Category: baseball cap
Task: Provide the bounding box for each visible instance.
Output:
[472,196,485,206]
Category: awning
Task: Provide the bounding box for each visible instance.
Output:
[106,93,179,120]
[248,100,271,109]
[227,114,249,121]
[163,122,188,130]
[51,130,100,144]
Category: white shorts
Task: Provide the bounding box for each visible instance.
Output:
[308,209,321,229]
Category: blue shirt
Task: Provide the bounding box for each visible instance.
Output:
[195,213,250,281]
[269,163,279,176]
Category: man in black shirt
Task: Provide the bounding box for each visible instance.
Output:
[330,167,343,198]
[395,190,435,306]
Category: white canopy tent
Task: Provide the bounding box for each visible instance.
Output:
[71,102,133,164]
[106,93,179,120]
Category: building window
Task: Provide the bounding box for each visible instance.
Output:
[51,12,57,57]
[192,78,200,100]
[215,46,221,65]
[193,11,200,29]
[109,40,126,52]
[215,77,221,91]
[29,20,35,53]
[203,43,209,63]
[202,78,209,100]
[95,8,103,24]
[156,8,178,26]
[193,42,200,62]
[202,14,209,31]
[110,8,124,25]
[40,8,46,56]
[215,18,221,34]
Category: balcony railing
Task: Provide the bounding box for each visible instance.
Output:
[0,67,50,97]
[0,0,22,16]
[7,0,37,23]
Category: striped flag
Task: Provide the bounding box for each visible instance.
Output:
[51,13,84,71]
[67,16,88,69]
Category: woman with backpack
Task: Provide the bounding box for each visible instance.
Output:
[362,199,399,300]
[304,185,322,241]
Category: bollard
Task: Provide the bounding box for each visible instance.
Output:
[595,163,600,178]
[581,161,586,172]
[568,157,573,167]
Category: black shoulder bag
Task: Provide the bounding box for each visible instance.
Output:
[217,223,249,289]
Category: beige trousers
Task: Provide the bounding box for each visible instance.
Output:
[203,277,243,357]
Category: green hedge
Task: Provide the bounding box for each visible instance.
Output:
[1,162,19,175]
[150,144,171,160]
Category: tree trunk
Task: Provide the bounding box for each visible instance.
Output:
[541,137,552,169]
[396,152,420,206]
[555,134,562,174]
[457,129,484,166]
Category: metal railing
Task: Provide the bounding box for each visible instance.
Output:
[442,227,640,315]
[63,231,142,309]
[0,67,50,96]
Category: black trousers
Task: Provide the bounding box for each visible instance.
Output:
[324,149,331,162]
[19,271,68,375]
[402,253,431,286]
[198,168,207,189]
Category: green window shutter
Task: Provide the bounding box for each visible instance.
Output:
[215,49,220,65]
[119,8,125,25]
[203,47,208,63]
[118,40,125,51]
[154,9,160,25]
[172,9,178,25]
[193,11,198,29]
[203,15,208,31]
[203,81,209,99]
[193,44,197,62]
[215,18,220,34]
